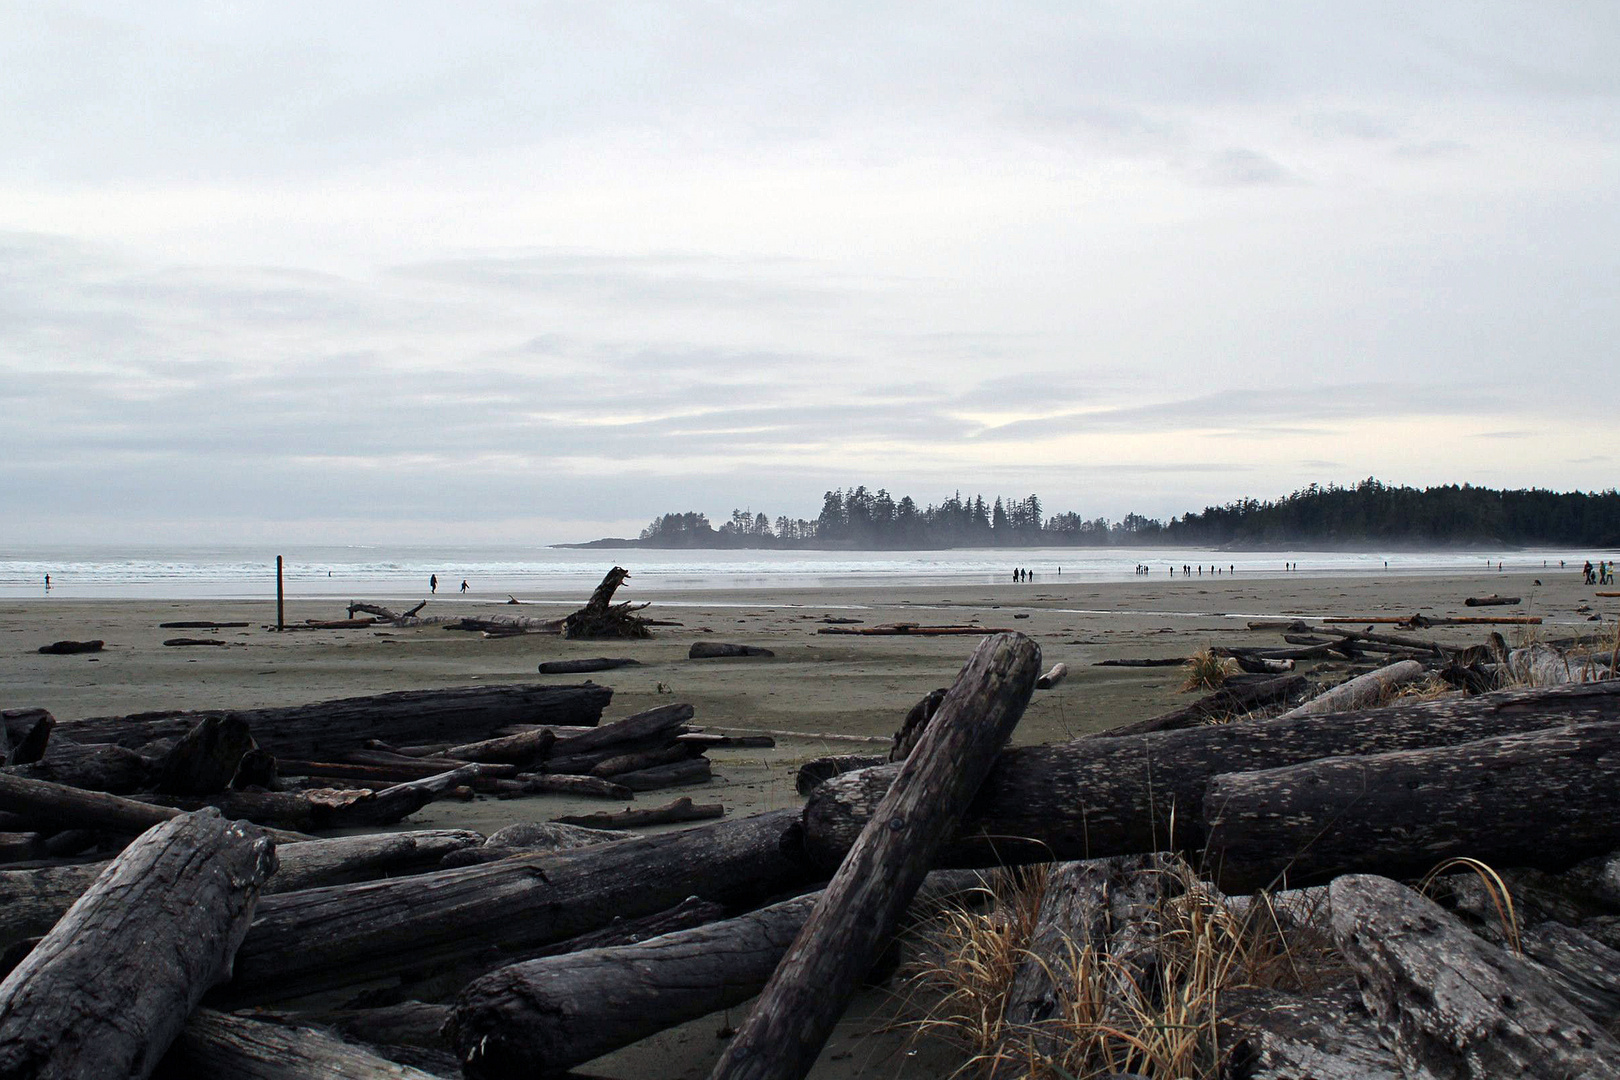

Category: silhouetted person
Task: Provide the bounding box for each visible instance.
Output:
[44,574,50,590]
[430,574,438,594]
[460,579,469,593]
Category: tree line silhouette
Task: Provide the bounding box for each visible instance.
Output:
[631,479,1620,549]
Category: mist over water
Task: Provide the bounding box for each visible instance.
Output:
[0,544,1600,601]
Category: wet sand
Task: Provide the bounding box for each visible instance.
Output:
[1,567,1610,1076]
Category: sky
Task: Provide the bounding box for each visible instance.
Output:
[2,1,1617,545]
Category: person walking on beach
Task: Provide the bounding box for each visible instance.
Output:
[460,579,469,593]
[43,573,50,591]
[430,573,438,594]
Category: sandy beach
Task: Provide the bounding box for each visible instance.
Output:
[3,566,1614,1077]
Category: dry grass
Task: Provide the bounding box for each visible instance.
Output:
[902,856,1341,1079]
[1420,857,1521,953]
[1387,674,1458,703]
[1180,648,1236,693]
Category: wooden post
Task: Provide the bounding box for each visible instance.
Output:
[275,555,284,631]
[710,632,1041,1080]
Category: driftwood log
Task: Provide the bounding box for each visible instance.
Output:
[3,737,147,793]
[1330,874,1620,1078]
[156,1009,442,1079]
[60,683,612,759]
[800,680,1620,874]
[0,771,304,842]
[712,632,1041,1080]
[1219,986,1402,1080]
[36,639,103,655]
[145,766,482,832]
[546,702,693,760]
[1273,659,1426,720]
[0,829,482,952]
[2,711,53,766]
[553,796,723,829]
[1204,721,1620,890]
[449,892,820,1077]
[224,808,811,1002]
[1093,674,1305,738]
[0,809,276,1079]
[689,642,775,659]
[795,755,887,796]
[537,657,641,674]
[614,756,711,790]
[1034,662,1069,689]
[499,773,632,799]
[156,715,256,795]
[440,822,633,867]
[1465,595,1520,606]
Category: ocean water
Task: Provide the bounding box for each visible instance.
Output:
[0,544,1601,601]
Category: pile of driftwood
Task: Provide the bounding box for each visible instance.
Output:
[5,635,1620,1078]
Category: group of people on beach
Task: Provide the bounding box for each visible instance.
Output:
[428,574,471,594]
[1168,564,1234,576]
[1012,568,1034,582]
[1587,560,1614,585]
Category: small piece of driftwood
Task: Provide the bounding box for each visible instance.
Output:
[36,640,103,655]
[553,796,724,829]
[537,657,642,674]
[689,642,775,659]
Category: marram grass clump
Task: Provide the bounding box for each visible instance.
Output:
[1180,648,1236,693]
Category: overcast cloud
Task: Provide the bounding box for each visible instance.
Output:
[2,2,1617,544]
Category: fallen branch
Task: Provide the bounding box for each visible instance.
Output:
[553,796,724,829]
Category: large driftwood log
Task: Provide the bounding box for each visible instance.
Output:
[2,737,147,793]
[501,773,632,799]
[441,727,555,766]
[0,771,301,842]
[1219,986,1402,1080]
[1520,921,1620,1028]
[795,754,887,796]
[144,766,482,832]
[156,1009,442,1079]
[552,796,722,829]
[440,822,632,867]
[0,809,276,1079]
[37,639,103,655]
[1,711,53,766]
[614,756,712,790]
[800,680,1620,874]
[690,642,775,659]
[1272,659,1426,720]
[60,683,612,758]
[446,866,983,1078]
[0,829,482,951]
[1204,721,1620,890]
[538,657,641,674]
[1330,874,1620,1078]
[1092,674,1305,738]
[448,893,820,1077]
[1508,642,1612,686]
[224,808,811,1002]
[546,702,694,760]
[713,632,1041,1080]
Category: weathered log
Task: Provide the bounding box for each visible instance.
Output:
[713,632,1041,1080]
[0,830,483,953]
[502,773,632,800]
[450,893,820,1078]
[1231,655,1295,675]
[255,1000,454,1053]
[800,680,1620,874]
[447,866,976,1078]
[537,657,641,674]
[1091,674,1306,737]
[689,642,775,658]
[676,732,775,749]
[552,796,723,829]
[0,833,43,863]
[0,809,276,1079]
[440,822,633,867]
[147,766,483,832]
[1465,594,1520,606]
[233,748,279,790]
[1219,986,1402,1080]
[0,770,299,841]
[611,756,711,791]
[1507,642,1611,686]
[1093,657,1186,667]
[305,617,377,629]
[156,1009,442,1079]
[164,636,229,646]
[547,702,694,759]
[274,759,494,785]
[1520,921,1620,1028]
[1035,662,1069,689]
[3,737,146,793]
[1329,873,1620,1078]
[224,808,811,1002]
[62,683,612,759]
[36,639,103,654]
[794,754,886,796]
[1204,722,1620,891]
[156,715,256,795]
[2,711,53,766]
[589,742,695,777]
[1273,659,1426,720]
[346,601,428,625]
[441,727,555,766]
[159,620,250,629]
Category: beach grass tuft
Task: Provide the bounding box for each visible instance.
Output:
[1179,648,1236,693]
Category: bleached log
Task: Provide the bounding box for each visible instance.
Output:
[1273,659,1426,720]
[156,1009,441,1079]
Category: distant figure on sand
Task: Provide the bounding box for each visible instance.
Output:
[430,574,438,594]
[460,579,469,593]
[44,573,50,590]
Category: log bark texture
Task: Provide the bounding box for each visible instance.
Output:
[156,715,256,795]
[61,683,612,758]
[1219,986,1401,1080]
[0,808,276,1079]
[1203,721,1620,890]
[1330,873,1620,1078]
[156,1009,441,1079]
[800,680,1620,874]
[712,632,1041,1080]
[3,738,147,794]
[224,808,810,1002]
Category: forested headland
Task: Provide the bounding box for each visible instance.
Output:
[564,479,1620,550]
